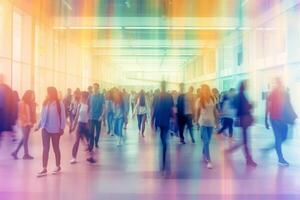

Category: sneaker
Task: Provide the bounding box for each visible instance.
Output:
[278,160,289,167]
[191,139,195,144]
[70,158,77,164]
[11,152,18,160]
[180,140,186,144]
[206,162,213,169]
[37,169,47,177]
[246,160,257,167]
[95,144,99,148]
[86,157,97,164]
[23,154,34,160]
[52,167,61,174]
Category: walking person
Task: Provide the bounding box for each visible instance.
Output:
[132,90,148,137]
[152,81,174,174]
[88,83,105,150]
[70,91,96,164]
[0,74,17,145]
[112,89,126,146]
[177,84,195,144]
[123,89,130,129]
[196,84,218,169]
[63,88,72,123]
[12,90,37,160]
[36,87,66,177]
[264,78,297,166]
[217,88,236,138]
[225,81,257,167]
[105,90,114,136]
[69,89,81,133]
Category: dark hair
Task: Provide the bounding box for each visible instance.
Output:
[139,90,146,107]
[43,87,61,122]
[74,89,81,101]
[22,90,35,105]
[81,91,89,101]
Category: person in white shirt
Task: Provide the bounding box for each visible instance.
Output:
[70,91,96,164]
[196,84,218,169]
[132,90,148,137]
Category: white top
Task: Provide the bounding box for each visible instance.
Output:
[198,100,216,127]
[134,97,148,115]
[78,103,89,123]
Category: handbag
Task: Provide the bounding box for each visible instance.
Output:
[235,114,254,127]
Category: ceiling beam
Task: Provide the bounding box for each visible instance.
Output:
[53,17,243,28]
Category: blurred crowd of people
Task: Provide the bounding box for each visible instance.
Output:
[0,73,298,177]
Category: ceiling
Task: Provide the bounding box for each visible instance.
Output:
[51,0,266,76]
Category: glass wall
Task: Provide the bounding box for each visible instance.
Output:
[0,1,95,106]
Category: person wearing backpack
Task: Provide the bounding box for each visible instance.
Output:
[265,78,297,166]
[35,87,66,177]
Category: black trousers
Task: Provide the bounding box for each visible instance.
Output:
[218,117,234,137]
[158,126,170,171]
[227,126,252,161]
[88,119,102,151]
[177,114,194,142]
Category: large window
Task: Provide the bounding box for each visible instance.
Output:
[12,10,22,92]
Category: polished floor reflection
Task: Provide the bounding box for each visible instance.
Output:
[0,120,300,200]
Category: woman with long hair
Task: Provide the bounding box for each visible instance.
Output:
[196,84,218,169]
[11,90,36,159]
[70,91,96,164]
[36,87,66,177]
[132,90,148,137]
[69,88,81,133]
[112,89,125,146]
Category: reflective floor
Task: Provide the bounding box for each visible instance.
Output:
[0,120,300,200]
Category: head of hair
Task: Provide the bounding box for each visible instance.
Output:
[238,80,247,92]
[200,84,212,109]
[81,91,89,102]
[44,87,59,106]
[139,90,146,106]
[22,90,35,104]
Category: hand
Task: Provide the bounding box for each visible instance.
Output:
[98,117,102,122]
[34,126,40,132]
[59,129,64,135]
[265,120,269,129]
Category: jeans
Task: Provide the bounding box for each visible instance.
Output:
[177,114,194,142]
[72,122,89,158]
[42,130,61,168]
[270,119,288,161]
[114,117,124,137]
[89,119,102,151]
[137,114,146,133]
[200,126,213,161]
[14,125,32,155]
[107,112,114,134]
[218,118,234,137]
